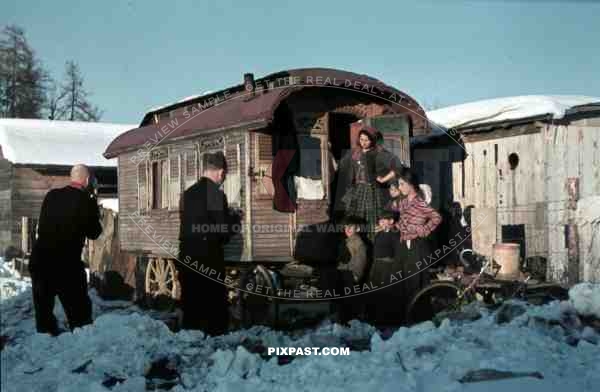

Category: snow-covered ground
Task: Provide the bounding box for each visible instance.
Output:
[0,258,31,302]
[1,283,599,392]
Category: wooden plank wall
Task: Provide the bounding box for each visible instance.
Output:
[452,139,499,258]
[577,118,600,283]
[453,132,545,258]
[0,159,13,255]
[543,124,572,282]
[495,132,546,257]
[545,120,600,283]
[453,116,600,283]
[9,167,71,254]
[118,130,247,261]
[222,132,246,261]
[250,131,293,260]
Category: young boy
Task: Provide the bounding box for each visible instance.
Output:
[336,216,368,323]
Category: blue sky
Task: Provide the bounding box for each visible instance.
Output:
[3,0,599,123]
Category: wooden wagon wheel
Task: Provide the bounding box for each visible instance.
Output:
[145,258,181,308]
[405,281,470,325]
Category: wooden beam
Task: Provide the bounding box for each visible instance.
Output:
[462,124,541,143]
[244,132,253,261]
[21,216,29,254]
[567,177,580,284]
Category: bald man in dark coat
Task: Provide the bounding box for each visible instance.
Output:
[29,164,102,335]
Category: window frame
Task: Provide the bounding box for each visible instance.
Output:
[137,159,149,213]
[254,132,274,199]
[146,148,170,211]
[167,149,181,211]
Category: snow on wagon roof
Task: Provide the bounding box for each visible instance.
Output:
[427,95,600,130]
[0,119,135,167]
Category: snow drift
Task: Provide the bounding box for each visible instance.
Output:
[1,283,599,391]
[0,258,30,302]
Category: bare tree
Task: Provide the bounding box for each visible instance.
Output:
[0,25,48,118]
[55,60,102,121]
[46,78,66,120]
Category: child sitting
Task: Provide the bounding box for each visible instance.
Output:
[336,216,368,323]
[336,216,368,283]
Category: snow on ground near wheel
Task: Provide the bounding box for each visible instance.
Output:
[570,283,600,319]
[426,95,600,130]
[0,119,135,166]
[0,258,31,302]
[1,284,599,392]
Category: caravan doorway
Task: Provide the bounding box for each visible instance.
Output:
[328,112,358,219]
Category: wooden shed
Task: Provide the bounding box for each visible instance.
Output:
[0,119,134,259]
[103,68,433,300]
[428,95,600,283]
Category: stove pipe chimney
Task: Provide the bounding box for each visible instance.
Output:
[244,73,255,95]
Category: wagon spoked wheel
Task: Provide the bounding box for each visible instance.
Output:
[145,258,180,309]
[405,282,468,325]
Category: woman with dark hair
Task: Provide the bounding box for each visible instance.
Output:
[395,168,442,319]
[337,126,395,241]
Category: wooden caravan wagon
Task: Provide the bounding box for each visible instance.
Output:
[103,68,433,321]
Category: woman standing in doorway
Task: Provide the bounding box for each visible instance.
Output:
[338,126,395,241]
[395,168,442,319]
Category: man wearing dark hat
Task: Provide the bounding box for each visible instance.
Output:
[178,151,240,334]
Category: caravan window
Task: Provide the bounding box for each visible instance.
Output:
[138,148,179,211]
[151,159,169,209]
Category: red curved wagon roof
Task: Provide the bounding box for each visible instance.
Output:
[104,68,427,158]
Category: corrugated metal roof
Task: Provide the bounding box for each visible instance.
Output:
[104,68,427,158]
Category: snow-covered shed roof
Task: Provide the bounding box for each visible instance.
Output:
[427,95,600,130]
[0,119,135,167]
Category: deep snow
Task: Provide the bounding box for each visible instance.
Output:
[0,258,30,302]
[569,283,600,319]
[1,281,599,392]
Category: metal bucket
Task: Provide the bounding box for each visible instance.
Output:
[492,243,521,280]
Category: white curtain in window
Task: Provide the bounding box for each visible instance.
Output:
[294,176,324,200]
[223,173,241,206]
